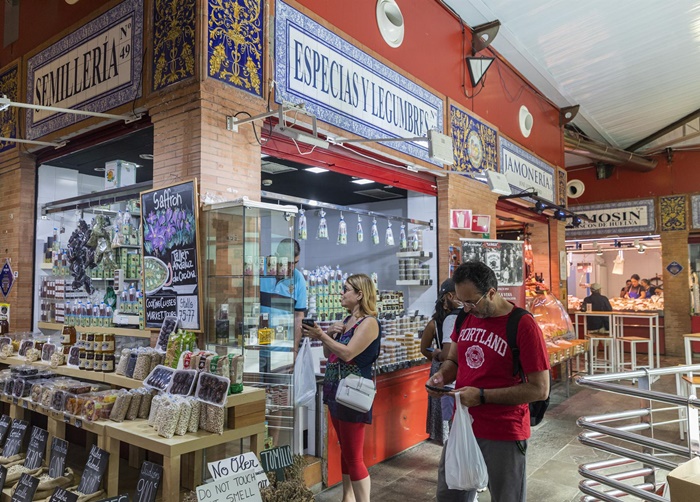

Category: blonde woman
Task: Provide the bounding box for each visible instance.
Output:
[302,274,381,502]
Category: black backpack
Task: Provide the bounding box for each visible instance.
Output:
[455,306,550,426]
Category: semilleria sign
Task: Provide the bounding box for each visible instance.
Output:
[566,199,656,237]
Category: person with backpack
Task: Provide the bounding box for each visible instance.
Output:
[427,261,551,502]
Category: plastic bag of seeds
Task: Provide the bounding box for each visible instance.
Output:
[157,399,182,439]
[199,403,225,434]
[149,351,162,374]
[132,350,153,381]
[109,390,132,422]
[124,350,139,378]
[188,398,200,433]
[138,389,156,419]
[125,389,143,420]
[175,398,192,436]
[148,394,165,427]
[115,348,131,375]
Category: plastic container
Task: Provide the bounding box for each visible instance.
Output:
[195,372,230,407]
[18,339,35,357]
[41,343,57,362]
[10,365,39,377]
[144,365,175,391]
[167,369,198,396]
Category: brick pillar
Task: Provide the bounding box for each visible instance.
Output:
[0,150,37,331]
[661,230,691,356]
[436,174,498,282]
[148,79,265,199]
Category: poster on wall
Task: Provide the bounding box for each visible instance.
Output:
[461,238,525,307]
[141,180,201,330]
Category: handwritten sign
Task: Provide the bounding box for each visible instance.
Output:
[196,469,262,502]
[0,415,11,447]
[135,461,162,502]
[0,465,6,492]
[3,419,28,458]
[141,180,201,329]
[49,487,79,502]
[48,438,69,478]
[77,445,109,495]
[24,426,48,470]
[259,446,293,482]
[11,473,39,502]
[94,494,129,502]
[207,452,269,490]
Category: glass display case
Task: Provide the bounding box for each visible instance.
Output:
[526,291,576,341]
[201,200,300,451]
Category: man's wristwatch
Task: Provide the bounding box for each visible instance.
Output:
[479,388,486,405]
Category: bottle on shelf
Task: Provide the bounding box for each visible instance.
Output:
[0,317,8,335]
[216,304,230,346]
[258,312,273,345]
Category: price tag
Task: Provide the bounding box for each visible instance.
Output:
[0,464,6,492]
[0,415,11,447]
[135,461,163,502]
[76,445,109,495]
[10,473,39,502]
[12,397,18,405]
[21,400,27,409]
[48,438,69,479]
[49,487,79,502]
[63,414,70,423]
[74,419,82,429]
[3,419,28,458]
[24,426,49,470]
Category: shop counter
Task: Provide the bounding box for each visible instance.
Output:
[323,364,430,487]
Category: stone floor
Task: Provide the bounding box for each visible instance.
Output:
[315,354,692,501]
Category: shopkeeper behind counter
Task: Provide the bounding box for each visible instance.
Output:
[260,239,308,354]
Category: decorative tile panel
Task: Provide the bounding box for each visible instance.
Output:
[0,65,19,154]
[208,0,264,97]
[449,103,498,179]
[500,136,556,204]
[660,195,687,231]
[557,167,567,207]
[153,0,196,91]
[690,194,700,229]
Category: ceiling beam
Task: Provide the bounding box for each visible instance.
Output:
[626,107,700,152]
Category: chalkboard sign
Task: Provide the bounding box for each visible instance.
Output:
[3,419,28,458]
[135,461,162,502]
[259,445,293,482]
[141,180,201,330]
[49,487,79,502]
[11,473,39,502]
[0,414,11,447]
[48,437,69,478]
[24,426,48,469]
[77,444,110,495]
[94,494,129,502]
[0,464,7,492]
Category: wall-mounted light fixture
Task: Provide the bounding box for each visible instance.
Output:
[559,105,580,126]
[497,188,588,225]
[465,20,500,88]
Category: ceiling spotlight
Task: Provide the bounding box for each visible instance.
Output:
[553,209,567,221]
[534,201,546,214]
[596,245,603,256]
[571,215,582,227]
[638,244,646,254]
[139,153,154,160]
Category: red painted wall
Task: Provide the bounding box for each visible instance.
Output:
[295,0,564,168]
[0,0,107,67]
[567,150,700,205]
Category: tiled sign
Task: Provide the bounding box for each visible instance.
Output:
[499,136,555,204]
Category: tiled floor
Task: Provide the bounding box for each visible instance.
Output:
[315,354,690,501]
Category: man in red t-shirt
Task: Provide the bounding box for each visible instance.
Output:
[428,261,550,502]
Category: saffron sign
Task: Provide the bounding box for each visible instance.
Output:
[566,199,656,237]
[25,0,143,139]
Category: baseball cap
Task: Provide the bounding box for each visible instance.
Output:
[439,278,456,295]
[590,283,602,291]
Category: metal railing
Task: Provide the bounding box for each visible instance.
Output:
[575,365,700,501]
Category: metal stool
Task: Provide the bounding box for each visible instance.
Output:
[586,334,615,374]
[616,336,652,372]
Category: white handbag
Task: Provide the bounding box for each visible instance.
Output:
[335,374,376,413]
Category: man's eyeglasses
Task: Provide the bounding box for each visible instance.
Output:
[462,291,488,310]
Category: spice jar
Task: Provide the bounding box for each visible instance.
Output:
[102,354,115,373]
[85,352,94,371]
[86,334,95,352]
[78,351,86,370]
[61,325,76,347]
[102,334,115,353]
[94,334,104,353]
[94,354,103,372]
[78,332,87,349]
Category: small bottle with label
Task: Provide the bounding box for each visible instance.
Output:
[216,304,230,346]
[258,313,273,345]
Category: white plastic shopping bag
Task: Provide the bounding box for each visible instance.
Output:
[445,393,489,491]
[294,338,316,407]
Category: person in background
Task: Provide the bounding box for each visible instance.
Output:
[583,283,613,333]
[625,274,646,299]
[641,278,658,297]
[302,274,381,502]
[420,278,462,444]
[260,238,308,354]
[428,261,550,502]
[620,279,632,298]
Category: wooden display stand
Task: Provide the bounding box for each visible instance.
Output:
[0,360,266,500]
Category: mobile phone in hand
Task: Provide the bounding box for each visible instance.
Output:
[425,347,434,353]
[302,318,316,327]
[425,384,452,393]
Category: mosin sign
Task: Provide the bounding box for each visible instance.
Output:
[567,199,656,237]
[274,0,444,165]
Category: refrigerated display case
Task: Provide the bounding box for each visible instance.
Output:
[200,199,302,452]
[527,291,576,341]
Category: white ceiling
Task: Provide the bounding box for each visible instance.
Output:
[444,0,700,157]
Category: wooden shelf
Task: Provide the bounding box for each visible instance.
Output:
[39,263,53,270]
[102,373,144,389]
[37,322,152,338]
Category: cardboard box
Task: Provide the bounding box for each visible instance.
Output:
[668,457,700,501]
[105,160,137,189]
